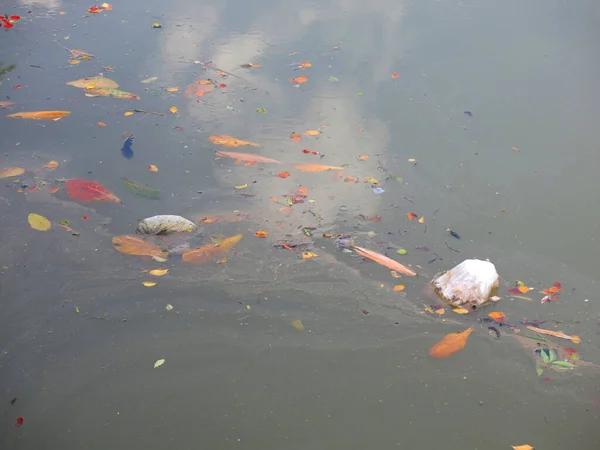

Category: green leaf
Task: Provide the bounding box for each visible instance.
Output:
[122,178,160,200]
[548,348,557,362]
[541,347,550,364]
[395,176,404,183]
[256,108,266,114]
[535,361,544,377]
[396,248,407,255]
[357,91,363,96]
[328,76,339,83]
[551,360,575,368]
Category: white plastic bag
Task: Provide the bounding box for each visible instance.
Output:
[431,259,500,307]
[136,215,198,235]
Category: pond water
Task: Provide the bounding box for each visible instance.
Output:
[1,0,600,448]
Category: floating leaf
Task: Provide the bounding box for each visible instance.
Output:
[396,248,407,255]
[142,281,157,287]
[182,234,243,264]
[276,172,291,178]
[165,87,180,92]
[290,76,307,84]
[240,63,261,68]
[136,215,197,235]
[112,235,165,257]
[184,79,214,98]
[122,178,160,199]
[535,361,544,377]
[165,304,174,311]
[391,72,400,79]
[124,111,134,116]
[551,360,575,368]
[148,164,158,172]
[358,155,369,161]
[85,88,140,99]
[294,163,344,172]
[526,326,580,344]
[6,111,71,120]
[452,307,470,315]
[512,446,534,450]
[518,285,530,293]
[141,76,158,83]
[97,121,107,127]
[256,107,266,114]
[169,106,178,113]
[0,167,24,178]
[302,251,318,259]
[153,359,165,368]
[543,281,562,294]
[65,178,121,203]
[234,183,248,189]
[28,213,51,231]
[216,151,280,164]
[149,269,169,276]
[299,62,312,68]
[304,130,320,136]
[429,328,473,358]
[393,285,405,291]
[209,135,260,148]
[66,76,118,89]
[255,231,268,238]
[407,212,418,220]
[488,311,505,323]
[364,177,379,184]
[353,245,416,276]
[291,319,304,330]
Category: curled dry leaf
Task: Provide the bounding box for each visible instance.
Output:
[429,328,473,358]
[452,307,470,315]
[112,235,165,258]
[358,155,369,161]
[28,213,52,231]
[289,132,302,143]
[165,87,180,92]
[124,111,134,116]
[142,281,157,287]
[0,167,25,178]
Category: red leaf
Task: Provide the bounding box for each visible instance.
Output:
[507,288,521,294]
[14,416,24,427]
[65,178,121,203]
[302,149,310,154]
[407,212,418,220]
[219,83,226,88]
[276,171,291,178]
[10,15,21,21]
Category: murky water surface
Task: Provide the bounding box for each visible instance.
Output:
[1,0,600,448]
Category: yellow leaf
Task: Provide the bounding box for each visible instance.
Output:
[97,121,107,127]
[148,165,158,172]
[304,130,320,136]
[44,160,59,169]
[302,251,318,259]
[124,111,134,116]
[165,87,180,92]
[512,446,534,450]
[408,158,416,163]
[153,358,165,368]
[393,284,405,291]
[423,304,434,313]
[0,167,25,178]
[234,183,248,189]
[165,304,173,311]
[418,216,424,223]
[142,281,157,287]
[518,285,530,293]
[363,177,379,184]
[435,308,445,315]
[28,213,52,231]
[291,319,304,331]
[149,269,169,276]
[169,106,178,113]
[358,155,369,161]
[112,235,165,258]
[69,59,80,65]
[452,308,470,315]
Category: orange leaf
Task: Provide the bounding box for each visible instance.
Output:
[511,446,533,450]
[182,234,243,264]
[210,135,260,148]
[97,121,107,127]
[297,187,308,196]
[547,281,562,293]
[407,212,418,220]
[112,235,164,258]
[393,285,405,291]
[6,110,71,120]
[169,106,178,114]
[255,231,268,238]
[518,285,530,293]
[276,171,290,178]
[344,177,358,183]
[299,62,312,68]
[304,130,320,136]
[148,165,158,172]
[429,328,473,358]
[44,160,59,169]
[488,311,505,323]
[294,163,344,172]
[358,155,369,161]
[165,87,180,92]
[48,186,60,194]
[391,72,400,79]
[289,132,302,143]
[290,76,308,84]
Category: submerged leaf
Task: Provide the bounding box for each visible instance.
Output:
[66,76,119,89]
[65,178,121,203]
[291,319,305,330]
[216,151,280,164]
[294,163,344,172]
[84,87,140,99]
[122,178,160,199]
[112,235,165,257]
[28,213,52,231]
[182,234,243,264]
[0,167,25,178]
[429,328,473,358]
